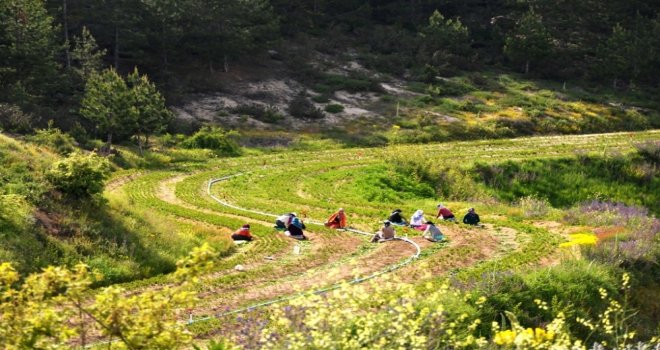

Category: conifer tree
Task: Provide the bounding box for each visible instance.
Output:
[80,68,134,152]
[0,0,60,107]
[126,68,173,153]
[504,10,553,74]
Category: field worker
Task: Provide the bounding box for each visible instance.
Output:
[410,209,428,231]
[325,208,347,229]
[436,204,456,222]
[463,207,481,226]
[275,212,296,230]
[388,209,407,226]
[231,224,253,242]
[371,220,396,242]
[423,221,445,242]
[286,216,307,240]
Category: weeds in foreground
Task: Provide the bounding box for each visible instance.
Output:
[214,272,657,349]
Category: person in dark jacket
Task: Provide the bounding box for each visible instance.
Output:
[388,209,407,225]
[463,208,481,226]
[286,216,307,240]
[275,212,296,230]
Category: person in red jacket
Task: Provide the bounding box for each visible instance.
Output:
[436,204,456,222]
[231,224,253,241]
[324,208,347,229]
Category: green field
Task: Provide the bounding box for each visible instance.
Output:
[1,130,658,348]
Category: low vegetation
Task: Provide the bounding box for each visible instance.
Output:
[0,130,658,349]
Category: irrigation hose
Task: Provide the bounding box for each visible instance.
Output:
[83,172,423,348]
[187,174,421,324]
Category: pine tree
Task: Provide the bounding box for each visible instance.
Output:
[419,10,471,71]
[504,9,553,74]
[0,0,60,108]
[71,26,106,81]
[80,68,134,152]
[126,68,173,153]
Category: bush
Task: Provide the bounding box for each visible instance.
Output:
[46,152,111,198]
[27,123,77,155]
[0,104,33,133]
[324,103,344,114]
[180,127,242,156]
[288,93,325,120]
[478,261,623,344]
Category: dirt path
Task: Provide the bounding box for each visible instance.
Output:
[105,172,142,192]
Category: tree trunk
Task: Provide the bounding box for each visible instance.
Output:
[102,132,113,155]
[223,55,229,72]
[137,133,143,156]
[613,78,618,89]
[524,60,530,74]
[114,25,119,70]
[63,0,71,69]
[209,59,215,73]
[161,22,168,75]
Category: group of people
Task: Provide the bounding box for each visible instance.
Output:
[230,204,481,244]
[388,205,480,228]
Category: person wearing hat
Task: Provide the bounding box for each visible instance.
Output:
[371,220,396,242]
[325,208,347,229]
[423,221,445,242]
[463,208,481,226]
[436,204,456,222]
[275,212,296,230]
[410,209,428,231]
[232,224,253,241]
[388,209,407,226]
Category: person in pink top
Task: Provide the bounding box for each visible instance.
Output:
[436,204,456,222]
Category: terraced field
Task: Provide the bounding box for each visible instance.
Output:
[105,130,659,339]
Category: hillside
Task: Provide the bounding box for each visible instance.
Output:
[106,130,659,346]
[172,53,660,148]
[1,129,658,348]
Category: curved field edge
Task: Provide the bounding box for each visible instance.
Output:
[98,131,655,311]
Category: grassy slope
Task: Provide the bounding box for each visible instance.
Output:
[1,130,657,286]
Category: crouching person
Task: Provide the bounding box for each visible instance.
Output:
[286,216,307,240]
[463,208,481,226]
[232,224,253,242]
[325,208,347,229]
[423,221,445,242]
[275,212,296,230]
[371,220,396,243]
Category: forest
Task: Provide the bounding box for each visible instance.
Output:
[1,0,659,137]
